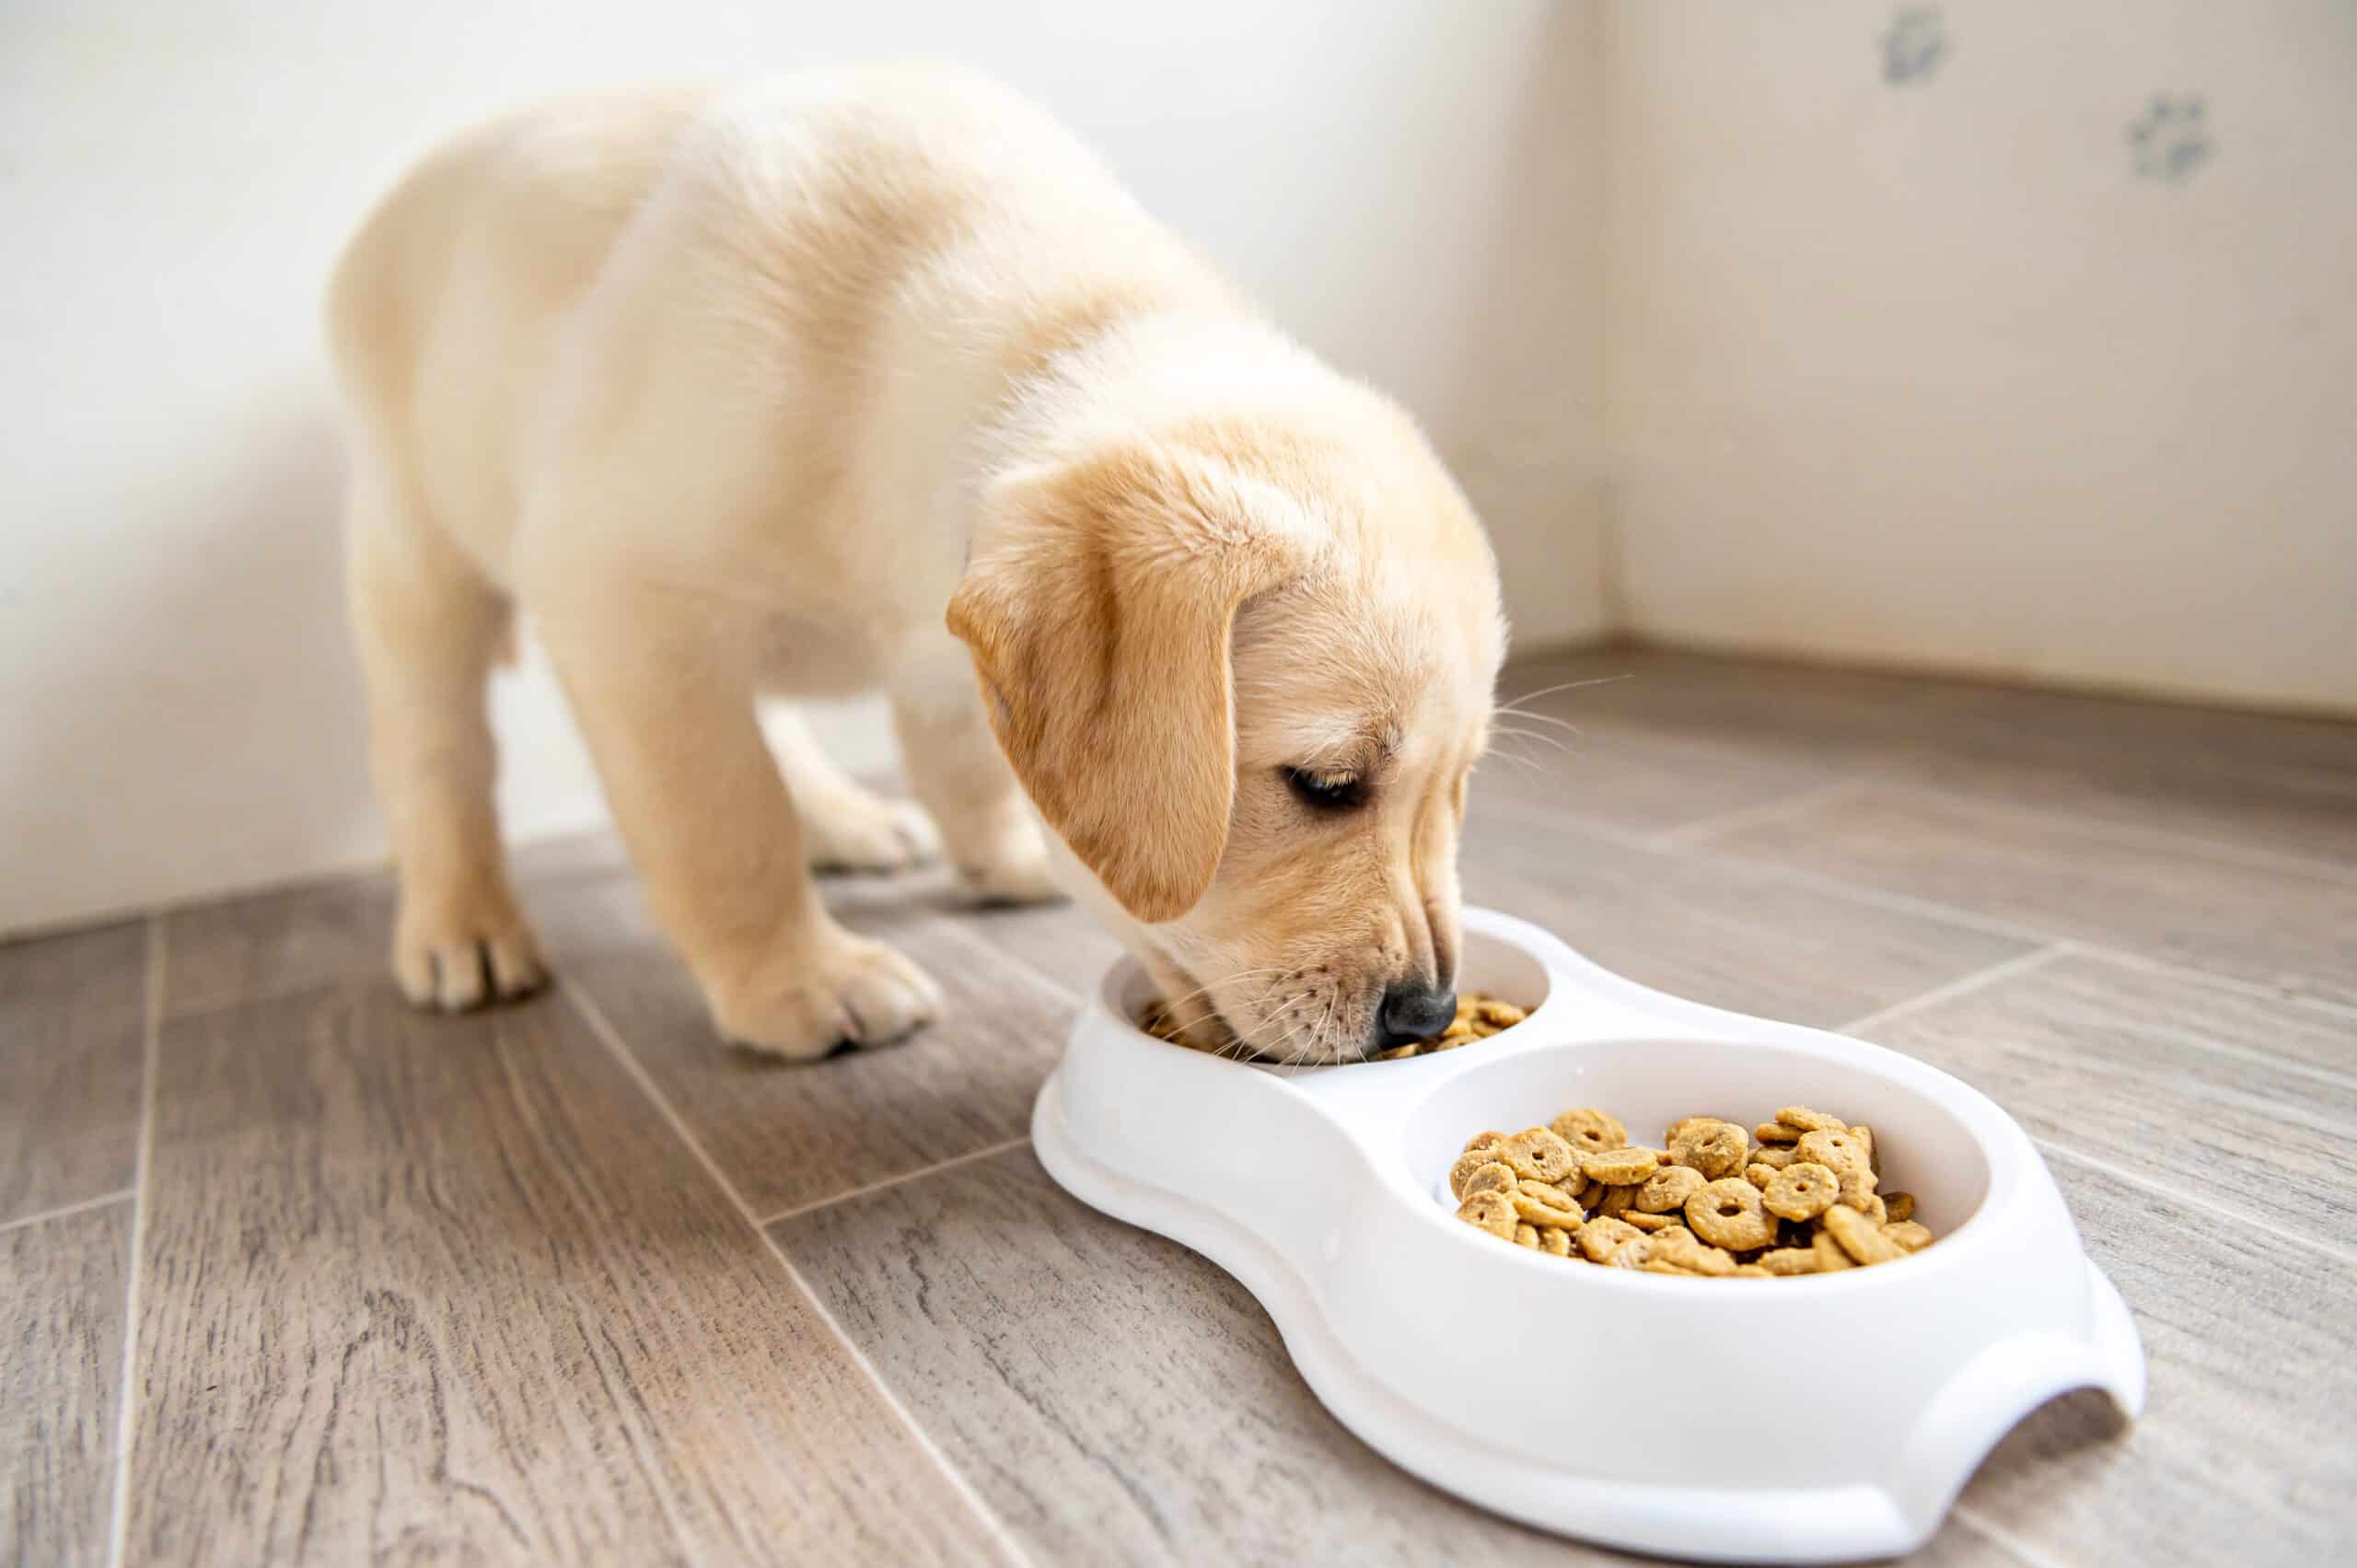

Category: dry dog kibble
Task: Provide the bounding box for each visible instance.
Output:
[1686,1178,1777,1251]
[1582,1146,1667,1186]
[1794,1129,1869,1178]
[1636,1164,1708,1214]
[1667,1120,1748,1179]
[1449,1147,1508,1198]
[1498,1128,1583,1186]
[1446,1097,1941,1277]
[1604,1237,1654,1270]
[1823,1203,1908,1265]
[1455,1190,1518,1238]
[1510,1179,1586,1230]
[1762,1162,1840,1222]
[1650,1225,1738,1276]
[1550,1107,1628,1156]
[1459,1161,1519,1200]
[1577,1214,1643,1260]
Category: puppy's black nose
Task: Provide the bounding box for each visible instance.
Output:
[1376,981,1457,1048]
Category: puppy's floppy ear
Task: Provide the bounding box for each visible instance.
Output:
[946,444,1309,923]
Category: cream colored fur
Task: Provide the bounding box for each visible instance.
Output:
[328,66,1505,1063]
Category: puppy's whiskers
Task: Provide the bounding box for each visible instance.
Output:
[1496,674,1634,706]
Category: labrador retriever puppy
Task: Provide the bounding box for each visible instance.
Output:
[328,65,1505,1064]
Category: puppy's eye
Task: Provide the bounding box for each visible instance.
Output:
[1284,767,1367,811]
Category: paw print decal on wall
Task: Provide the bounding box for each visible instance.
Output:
[1882,6,1946,85]
[2129,96,2212,182]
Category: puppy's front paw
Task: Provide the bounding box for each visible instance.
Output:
[392,889,549,1013]
[802,792,942,874]
[956,848,1064,908]
[710,934,942,1061]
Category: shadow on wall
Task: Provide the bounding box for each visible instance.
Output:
[5,385,372,935]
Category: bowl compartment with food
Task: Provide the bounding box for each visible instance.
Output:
[1032,909,2143,1562]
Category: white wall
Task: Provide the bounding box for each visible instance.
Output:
[1604,0,2356,712]
[0,0,1606,935]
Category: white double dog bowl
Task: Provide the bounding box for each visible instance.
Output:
[1031,908,2145,1562]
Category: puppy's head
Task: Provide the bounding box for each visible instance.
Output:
[948,401,1504,1063]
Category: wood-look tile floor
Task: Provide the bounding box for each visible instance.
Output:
[6,647,2352,1566]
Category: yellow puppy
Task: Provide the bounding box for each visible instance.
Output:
[328,65,1505,1063]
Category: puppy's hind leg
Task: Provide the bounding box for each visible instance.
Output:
[890,642,1063,906]
[766,705,940,874]
[345,470,548,1011]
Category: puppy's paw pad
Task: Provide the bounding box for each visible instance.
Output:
[715,938,941,1061]
[804,794,942,874]
[392,902,549,1013]
[957,853,1064,908]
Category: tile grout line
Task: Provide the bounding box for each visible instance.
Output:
[760,1135,1032,1229]
[1486,790,2357,1019]
[2036,1138,2357,1271]
[0,1187,136,1237]
[1951,1502,2079,1568]
[1897,775,2357,888]
[559,980,1039,1568]
[2049,940,2357,1026]
[103,916,165,1568]
[1645,777,1876,849]
[1497,670,2357,886]
[1834,945,2075,1038]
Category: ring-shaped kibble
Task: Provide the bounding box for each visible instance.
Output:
[1668,1121,1747,1179]
[1581,1145,1666,1186]
[1762,1161,1839,1222]
[1499,1128,1582,1185]
[1549,1106,1628,1156]
[1649,1225,1738,1276]
[1684,1178,1775,1251]
[1576,1214,1642,1260]
[1454,1190,1518,1238]
[1794,1129,1866,1176]
[1459,1161,1520,1200]
[1635,1163,1706,1214]
[1509,1180,1585,1230]
[1449,1146,1508,1198]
